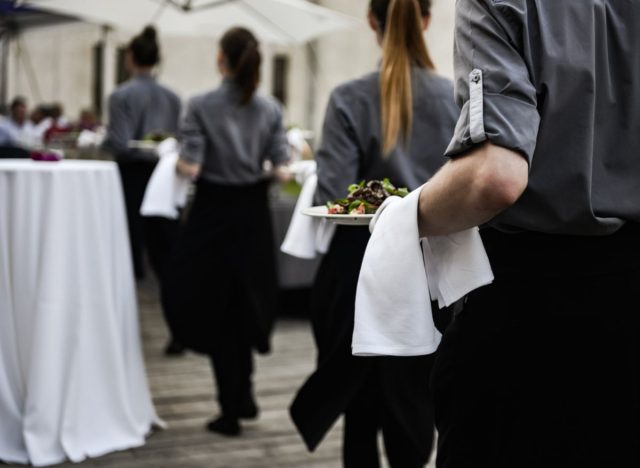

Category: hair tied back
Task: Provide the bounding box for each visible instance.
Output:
[142,26,157,41]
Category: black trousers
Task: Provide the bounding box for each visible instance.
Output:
[432,225,640,468]
[208,293,254,420]
[117,159,178,281]
[344,361,436,468]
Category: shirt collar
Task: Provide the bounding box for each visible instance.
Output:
[134,72,155,81]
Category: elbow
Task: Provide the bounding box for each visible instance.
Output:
[476,173,526,212]
[474,149,529,213]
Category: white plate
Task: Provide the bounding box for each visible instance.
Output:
[302,206,374,226]
[128,140,159,150]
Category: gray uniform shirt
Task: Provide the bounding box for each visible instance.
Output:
[179,79,289,185]
[448,0,640,235]
[316,69,458,204]
[103,74,181,161]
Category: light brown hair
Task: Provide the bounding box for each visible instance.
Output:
[372,0,435,155]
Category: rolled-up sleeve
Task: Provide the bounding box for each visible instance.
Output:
[265,102,290,167]
[446,0,540,164]
[179,98,206,165]
[315,91,361,204]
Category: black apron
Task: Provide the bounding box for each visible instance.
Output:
[432,223,640,467]
[162,179,278,355]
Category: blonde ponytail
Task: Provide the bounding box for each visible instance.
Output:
[379,0,434,155]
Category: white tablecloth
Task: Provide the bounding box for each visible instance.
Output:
[0,160,161,466]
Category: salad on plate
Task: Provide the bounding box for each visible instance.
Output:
[327,179,409,215]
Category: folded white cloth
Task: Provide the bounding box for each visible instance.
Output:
[281,161,335,259]
[76,129,104,148]
[140,138,190,220]
[352,185,494,357]
[287,128,307,161]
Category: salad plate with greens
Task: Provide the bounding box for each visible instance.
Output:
[303,179,409,226]
[128,132,175,150]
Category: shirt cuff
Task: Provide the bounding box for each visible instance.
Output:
[445,93,540,165]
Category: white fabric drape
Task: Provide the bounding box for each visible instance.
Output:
[0,160,161,466]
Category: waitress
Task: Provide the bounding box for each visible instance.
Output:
[290,1,457,466]
[102,26,183,354]
[164,27,290,437]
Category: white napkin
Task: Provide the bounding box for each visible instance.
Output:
[281,161,335,259]
[76,129,104,148]
[287,127,307,161]
[140,138,190,220]
[352,185,494,356]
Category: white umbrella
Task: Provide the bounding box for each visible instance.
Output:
[21,0,360,45]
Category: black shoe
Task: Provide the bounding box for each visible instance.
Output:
[206,416,241,436]
[164,339,185,356]
[239,397,259,420]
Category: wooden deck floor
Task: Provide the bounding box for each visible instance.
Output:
[37,282,435,468]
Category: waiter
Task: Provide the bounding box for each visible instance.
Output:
[418,1,640,466]
[103,26,183,355]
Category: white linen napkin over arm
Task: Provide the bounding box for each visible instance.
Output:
[352,185,494,357]
[280,161,335,259]
[140,138,190,220]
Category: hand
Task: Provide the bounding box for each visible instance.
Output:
[274,164,293,183]
[176,159,201,180]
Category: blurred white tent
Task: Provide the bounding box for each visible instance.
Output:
[20,0,360,45]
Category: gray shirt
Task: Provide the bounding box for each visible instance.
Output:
[103,74,181,161]
[316,69,458,204]
[179,80,289,185]
[448,0,640,235]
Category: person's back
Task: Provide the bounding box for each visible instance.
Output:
[104,75,180,159]
[447,0,640,235]
[180,81,286,186]
[315,68,457,203]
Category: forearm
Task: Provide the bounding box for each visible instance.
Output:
[418,143,529,237]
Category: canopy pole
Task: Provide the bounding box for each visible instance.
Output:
[0,30,9,109]
[304,40,318,133]
[99,24,116,123]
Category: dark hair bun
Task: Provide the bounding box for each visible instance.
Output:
[142,26,157,41]
[129,25,160,67]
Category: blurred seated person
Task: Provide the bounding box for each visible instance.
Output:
[76,108,100,131]
[0,97,37,149]
[0,121,28,158]
[30,105,53,146]
[0,97,35,158]
[44,103,71,143]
